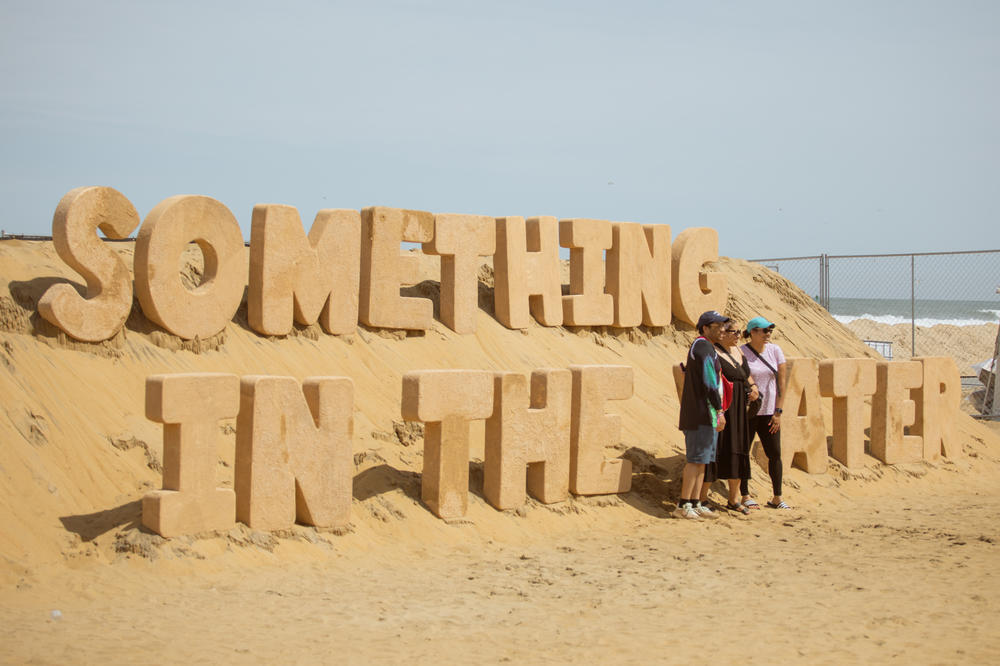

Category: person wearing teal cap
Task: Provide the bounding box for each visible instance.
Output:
[740,316,791,510]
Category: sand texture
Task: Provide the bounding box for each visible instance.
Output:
[845,319,998,376]
[1,239,999,664]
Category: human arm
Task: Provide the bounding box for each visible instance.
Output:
[740,354,760,401]
[693,339,725,428]
[696,343,723,413]
[769,353,787,433]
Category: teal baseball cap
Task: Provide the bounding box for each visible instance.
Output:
[745,316,776,334]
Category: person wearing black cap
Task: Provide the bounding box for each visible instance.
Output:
[675,310,729,520]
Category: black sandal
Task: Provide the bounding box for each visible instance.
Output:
[727,502,751,515]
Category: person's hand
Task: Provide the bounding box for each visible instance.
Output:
[716,412,726,432]
[768,414,781,433]
[749,385,759,401]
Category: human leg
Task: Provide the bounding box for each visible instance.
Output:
[676,427,716,519]
[726,478,751,514]
[742,417,766,508]
[756,422,787,505]
[681,462,704,501]
[727,478,741,506]
[699,460,717,503]
[673,462,704,519]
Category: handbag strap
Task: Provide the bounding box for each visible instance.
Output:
[746,344,781,397]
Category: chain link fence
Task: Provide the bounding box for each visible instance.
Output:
[752,250,1000,417]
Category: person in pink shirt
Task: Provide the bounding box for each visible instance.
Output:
[740,316,791,510]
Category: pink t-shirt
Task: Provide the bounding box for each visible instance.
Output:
[740,342,786,416]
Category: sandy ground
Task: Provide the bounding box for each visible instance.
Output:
[3,452,999,665]
[2,240,999,664]
[845,319,998,376]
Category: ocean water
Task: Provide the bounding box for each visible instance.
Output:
[830,298,1000,327]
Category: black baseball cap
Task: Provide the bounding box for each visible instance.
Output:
[696,310,731,332]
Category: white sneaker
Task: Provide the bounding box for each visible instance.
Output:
[694,503,720,520]
[672,502,700,520]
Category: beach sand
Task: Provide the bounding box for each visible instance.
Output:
[844,319,998,376]
[1,240,998,664]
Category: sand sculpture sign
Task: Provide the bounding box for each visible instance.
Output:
[33,187,963,538]
[37,186,727,342]
[146,356,959,538]
[143,366,633,537]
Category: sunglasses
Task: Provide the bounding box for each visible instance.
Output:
[723,328,738,334]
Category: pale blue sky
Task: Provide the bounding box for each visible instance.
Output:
[1,0,997,259]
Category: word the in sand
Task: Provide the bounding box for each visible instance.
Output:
[673,356,961,472]
[37,186,726,342]
[401,366,632,519]
[142,365,633,537]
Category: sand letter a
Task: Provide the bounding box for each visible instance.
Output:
[777,358,827,474]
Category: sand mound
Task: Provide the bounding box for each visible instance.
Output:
[844,318,998,376]
[2,239,999,663]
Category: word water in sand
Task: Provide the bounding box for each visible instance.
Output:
[142,366,633,538]
[672,356,960,473]
[37,186,726,342]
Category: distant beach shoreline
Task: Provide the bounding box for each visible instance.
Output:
[831,297,1000,328]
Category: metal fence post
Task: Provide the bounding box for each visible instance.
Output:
[911,254,916,357]
[818,255,824,309]
[818,254,831,310]
[824,254,831,310]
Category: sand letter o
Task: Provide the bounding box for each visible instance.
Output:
[135,195,245,339]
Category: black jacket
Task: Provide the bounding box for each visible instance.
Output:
[678,337,723,430]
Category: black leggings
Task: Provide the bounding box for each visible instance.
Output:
[740,414,782,497]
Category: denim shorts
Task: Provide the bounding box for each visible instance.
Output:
[683,425,718,464]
